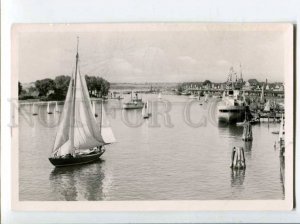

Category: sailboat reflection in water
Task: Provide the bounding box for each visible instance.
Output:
[49,38,116,167]
[49,160,106,200]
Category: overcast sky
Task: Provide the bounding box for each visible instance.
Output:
[18,24,286,83]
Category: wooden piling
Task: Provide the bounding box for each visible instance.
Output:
[230,147,246,169]
[242,122,253,141]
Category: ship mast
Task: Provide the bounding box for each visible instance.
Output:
[70,37,79,155]
[100,99,103,134]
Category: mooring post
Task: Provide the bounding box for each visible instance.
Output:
[230,147,246,169]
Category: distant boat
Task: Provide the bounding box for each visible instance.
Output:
[158,92,162,99]
[32,103,38,116]
[99,100,116,144]
[92,101,98,117]
[123,92,144,109]
[142,101,150,119]
[55,101,60,113]
[264,100,271,112]
[204,94,209,102]
[189,94,198,99]
[49,38,116,167]
[47,102,53,114]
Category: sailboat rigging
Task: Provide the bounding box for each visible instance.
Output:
[49,38,116,167]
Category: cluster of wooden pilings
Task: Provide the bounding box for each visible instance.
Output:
[230,147,246,169]
[231,120,253,169]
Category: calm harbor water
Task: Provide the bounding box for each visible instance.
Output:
[19,94,284,201]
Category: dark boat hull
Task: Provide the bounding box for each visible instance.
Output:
[49,151,104,167]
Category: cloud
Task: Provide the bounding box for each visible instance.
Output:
[105,57,143,81]
[177,56,198,65]
[216,59,230,67]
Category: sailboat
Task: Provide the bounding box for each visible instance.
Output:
[204,94,208,103]
[32,103,38,116]
[264,100,270,112]
[158,92,162,99]
[47,102,53,114]
[92,101,98,117]
[55,101,60,113]
[49,39,116,167]
[142,101,150,119]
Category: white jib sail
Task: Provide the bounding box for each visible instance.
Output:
[52,80,74,156]
[100,102,116,144]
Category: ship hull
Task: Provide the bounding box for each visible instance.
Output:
[123,103,144,109]
[217,106,245,123]
[49,151,104,167]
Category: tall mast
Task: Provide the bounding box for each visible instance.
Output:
[239,63,243,81]
[70,37,79,154]
[99,99,103,134]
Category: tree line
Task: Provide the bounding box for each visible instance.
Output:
[19,75,110,101]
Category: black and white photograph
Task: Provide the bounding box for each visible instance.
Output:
[11,23,294,211]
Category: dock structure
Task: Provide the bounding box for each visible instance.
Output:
[242,122,253,141]
[230,147,246,169]
[183,87,284,98]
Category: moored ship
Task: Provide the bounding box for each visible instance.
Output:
[123,92,144,109]
[217,66,246,123]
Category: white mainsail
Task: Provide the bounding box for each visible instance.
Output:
[52,50,110,156]
[158,93,162,99]
[100,102,116,144]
